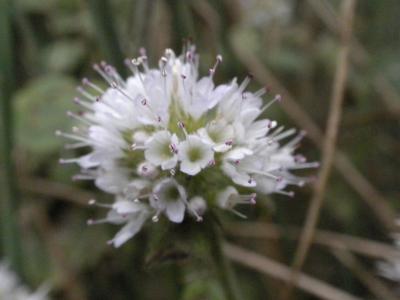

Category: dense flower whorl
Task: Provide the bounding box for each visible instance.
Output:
[0,262,49,300]
[58,46,318,247]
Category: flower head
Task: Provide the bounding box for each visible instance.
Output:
[58,45,317,247]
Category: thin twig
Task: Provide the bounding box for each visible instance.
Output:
[307,0,400,112]
[284,1,357,297]
[20,176,94,206]
[223,243,362,300]
[342,108,400,128]
[332,250,399,300]
[225,222,400,261]
[230,8,396,233]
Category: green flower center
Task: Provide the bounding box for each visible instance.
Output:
[188,147,202,162]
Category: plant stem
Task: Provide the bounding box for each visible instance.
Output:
[207,219,242,300]
[166,0,196,50]
[87,0,126,77]
[0,0,23,275]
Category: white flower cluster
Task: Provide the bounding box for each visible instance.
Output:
[58,46,317,247]
[0,262,49,300]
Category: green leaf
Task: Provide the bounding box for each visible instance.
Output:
[182,278,226,300]
[44,40,86,73]
[14,75,77,156]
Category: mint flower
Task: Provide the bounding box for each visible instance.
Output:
[58,45,317,247]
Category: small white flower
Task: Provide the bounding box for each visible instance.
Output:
[150,178,187,223]
[178,135,214,175]
[137,161,159,178]
[197,120,234,152]
[145,130,179,170]
[217,186,256,218]
[88,198,150,248]
[189,196,207,217]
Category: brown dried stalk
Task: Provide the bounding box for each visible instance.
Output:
[332,250,399,300]
[225,222,400,261]
[224,243,362,300]
[284,1,357,297]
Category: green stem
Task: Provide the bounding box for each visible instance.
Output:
[0,0,23,275]
[87,0,126,77]
[166,0,196,50]
[207,220,243,300]
[128,0,155,55]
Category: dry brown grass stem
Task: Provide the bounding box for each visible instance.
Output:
[230,6,396,232]
[332,250,400,300]
[225,222,400,261]
[223,243,362,300]
[292,0,356,270]
[283,0,357,296]
[20,176,94,206]
[307,0,400,112]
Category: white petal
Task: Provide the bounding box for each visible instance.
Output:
[180,160,201,176]
[165,200,185,223]
[111,213,147,247]
[225,147,253,160]
[113,201,143,214]
[161,156,177,170]
[213,143,231,152]
[77,153,100,168]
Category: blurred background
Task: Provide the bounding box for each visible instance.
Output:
[0,0,400,299]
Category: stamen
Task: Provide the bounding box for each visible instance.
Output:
[229,208,247,219]
[169,143,178,154]
[77,86,97,101]
[131,143,146,151]
[238,76,251,93]
[208,159,216,167]
[82,77,104,94]
[87,199,112,208]
[284,130,307,149]
[209,54,223,77]
[140,98,164,125]
[67,111,92,126]
[273,128,296,141]
[260,94,282,114]
[242,168,280,180]
[64,142,88,149]
[177,121,188,137]
[111,82,135,102]
[93,63,113,85]
[254,87,267,98]
[275,190,295,197]
[73,97,94,110]
[55,130,89,143]
[72,174,96,181]
[267,120,278,129]
[288,162,320,170]
[160,56,168,77]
